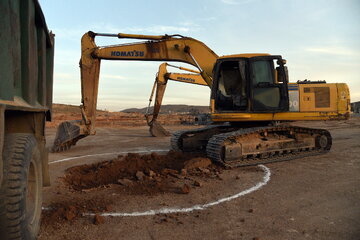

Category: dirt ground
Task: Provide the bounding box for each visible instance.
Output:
[39,117,360,240]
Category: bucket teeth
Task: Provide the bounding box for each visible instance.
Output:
[51,120,84,152]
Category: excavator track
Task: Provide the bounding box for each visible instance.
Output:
[206,126,332,167]
[171,124,236,152]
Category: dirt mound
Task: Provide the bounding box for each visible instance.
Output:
[63,151,222,195]
[41,198,113,226]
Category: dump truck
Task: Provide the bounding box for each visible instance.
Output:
[52,31,350,168]
[0,0,54,239]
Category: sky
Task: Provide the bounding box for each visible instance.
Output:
[39,0,360,111]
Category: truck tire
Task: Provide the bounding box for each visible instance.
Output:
[0,134,43,240]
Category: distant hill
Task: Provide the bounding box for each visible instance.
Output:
[52,103,107,114]
[52,103,210,115]
[122,104,210,114]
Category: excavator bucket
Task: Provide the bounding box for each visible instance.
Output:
[51,120,85,152]
[149,120,171,137]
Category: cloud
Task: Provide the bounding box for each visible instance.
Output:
[197,17,217,22]
[124,25,190,34]
[101,74,127,80]
[221,0,239,4]
[305,46,360,57]
[221,0,256,5]
[54,72,75,80]
[92,23,195,35]
[351,91,360,101]
[52,23,196,43]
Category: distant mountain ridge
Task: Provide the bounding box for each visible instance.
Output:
[52,103,210,114]
[52,104,107,114]
[121,104,210,114]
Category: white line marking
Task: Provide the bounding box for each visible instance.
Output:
[84,164,271,217]
[49,149,169,164]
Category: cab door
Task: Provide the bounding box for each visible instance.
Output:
[250,56,289,112]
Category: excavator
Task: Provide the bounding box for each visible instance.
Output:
[145,62,208,137]
[52,31,350,167]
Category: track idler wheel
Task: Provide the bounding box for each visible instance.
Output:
[315,131,332,151]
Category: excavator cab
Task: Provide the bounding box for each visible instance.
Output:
[212,55,289,113]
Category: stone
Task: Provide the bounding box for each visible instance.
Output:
[184,157,212,170]
[135,171,145,181]
[180,184,190,194]
[161,168,178,175]
[64,206,77,221]
[117,178,133,186]
[198,167,210,174]
[148,170,156,178]
[180,168,187,176]
[94,214,105,225]
[194,180,202,187]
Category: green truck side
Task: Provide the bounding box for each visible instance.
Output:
[0,0,54,239]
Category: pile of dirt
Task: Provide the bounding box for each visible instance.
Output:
[41,198,113,226]
[63,151,222,195]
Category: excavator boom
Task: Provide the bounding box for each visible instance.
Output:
[52,31,217,152]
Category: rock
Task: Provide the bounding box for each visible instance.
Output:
[135,171,145,181]
[94,214,105,225]
[64,206,77,221]
[148,170,156,178]
[180,184,190,194]
[144,169,156,177]
[194,180,202,187]
[198,167,210,174]
[180,168,187,176]
[117,178,133,186]
[161,168,178,175]
[154,176,162,182]
[184,157,212,170]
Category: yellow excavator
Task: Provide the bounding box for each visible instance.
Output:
[145,62,208,137]
[52,31,350,167]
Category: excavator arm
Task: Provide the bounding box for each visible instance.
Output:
[52,31,217,152]
[145,63,209,137]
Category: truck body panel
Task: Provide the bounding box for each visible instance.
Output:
[0,0,54,113]
[0,0,54,186]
